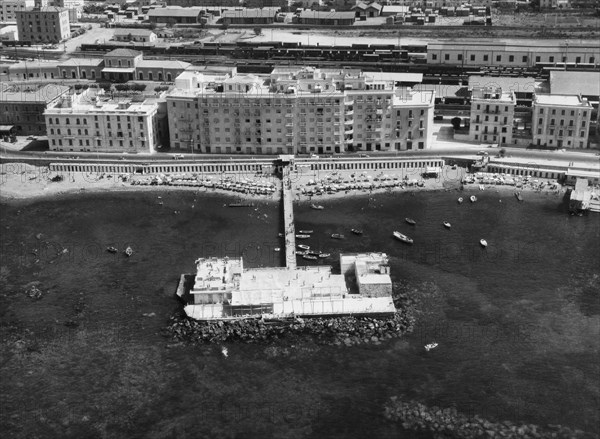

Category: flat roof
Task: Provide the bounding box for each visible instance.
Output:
[222,9,277,18]
[147,7,203,18]
[58,58,104,67]
[0,85,70,103]
[550,71,600,97]
[137,60,190,69]
[298,11,356,20]
[535,94,589,107]
[102,67,136,73]
[468,76,538,94]
[114,28,155,36]
[413,84,467,98]
[105,48,142,58]
[364,72,423,84]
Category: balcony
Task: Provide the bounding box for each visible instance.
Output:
[346,110,354,116]
[344,128,354,134]
[285,113,294,118]
[286,132,293,137]
[344,119,353,125]
[285,123,293,127]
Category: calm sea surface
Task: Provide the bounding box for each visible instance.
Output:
[1,188,598,438]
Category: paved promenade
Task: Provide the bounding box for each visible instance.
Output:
[282,165,297,269]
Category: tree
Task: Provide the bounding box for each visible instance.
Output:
[451,117,461,130]
[499,148,506,157]
[253,27,262,36]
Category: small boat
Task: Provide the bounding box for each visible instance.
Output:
[458,197,464,204]
[424,342,438,351]
[351,228,363,235]
[303,254,318,260]
[393,231,413,244]
[310,204,324,210]
[405,218,416,225]
[297,244,310,251]
[480,239,488,247]
[278,233,284,238]
[443,222,451,229]
[296,234,311,239]
[298,230,313,234]
[318,253,331,258]
[124,246,133,256]
[331,233,345,239]
[515,191,523,202]
[470,195,477,203]
[106,246,118,253]
[221,347,228,358]
[274,247,280,252]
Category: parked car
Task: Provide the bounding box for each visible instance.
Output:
[172,154,184,160]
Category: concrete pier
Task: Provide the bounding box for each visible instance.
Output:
[282,165,297,269]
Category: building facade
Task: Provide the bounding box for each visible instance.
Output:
[16,6,70,43]
[147,6,205,23]
[0,0,35,22]
[0,84,70,135]
[532,94,592,149]
[167,67,434,155]
[45,90,167,153]
[113,28,157,43]
[469,87,516,145]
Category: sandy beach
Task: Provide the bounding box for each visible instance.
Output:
[0,163,567,204]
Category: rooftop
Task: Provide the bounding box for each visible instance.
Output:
[0,84,70,103]
[550,71,600,98]
[534,94,590,107]
[58,58,104,67]
[45,90,160,114]
[468,76,539,94]
[298,10,356,20]
[113,28,156,36]
[222,9,277,18]
[105,48,142,58]
[147,7,204,17]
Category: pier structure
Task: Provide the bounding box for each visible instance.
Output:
[281,157,297,269]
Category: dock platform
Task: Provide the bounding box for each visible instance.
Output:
[282,166,297,269]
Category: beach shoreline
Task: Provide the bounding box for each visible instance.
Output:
[0,163,567,204]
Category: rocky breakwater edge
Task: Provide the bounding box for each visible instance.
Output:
[384,397,594,439]
[167,289,417,347]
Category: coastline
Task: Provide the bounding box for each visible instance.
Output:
[0,163,567,204]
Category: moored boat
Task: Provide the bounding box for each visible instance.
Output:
[318,253,331,258]
[310,204,324,210]
[297,244,310,251]
[515,191,523,202]
[296,234,311,239]
[274,247,280,252]
[302,254,318,260]
[351,228,363,235]
[405,218,416,225]
[393,231,414,244]
[298,230,313,234]
[470,195,477,203]
[424,342,438,351]
[106,246,118,253]
[458,197,464,204]
[480,239,488,247]
[331,233,345,239]
[124,246,133,257]
[443,221,451,229]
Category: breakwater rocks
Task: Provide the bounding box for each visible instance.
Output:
[167,310,415,346]
[384,397,593,439]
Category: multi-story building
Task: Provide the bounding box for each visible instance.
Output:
[45,89,168,153]
[0,84,70,135]
[167,67,434,155]
[113,28,157,43]
[469,87,516,145]
[52,0,83,21]
[0,0,36,22]
[532,94,592,149]
[16,6,70,43]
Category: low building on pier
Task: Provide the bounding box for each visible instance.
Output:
[180,253,396,320]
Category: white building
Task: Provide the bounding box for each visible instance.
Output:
[469,87,516,145]
[0,0,36,22]
[16,6,70,43]
[45,89,167,153]
[532,94,592,149]
[167,67,434,155]
[182,253,396,320]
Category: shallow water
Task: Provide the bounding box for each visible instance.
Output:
[0,188,598,438]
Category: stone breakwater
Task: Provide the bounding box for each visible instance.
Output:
[384,397,593,439]
[167,310,415,346]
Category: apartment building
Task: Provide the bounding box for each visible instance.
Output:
[0,84,69,135]
[532,94,592,149]
[16,6,70,43]
[166,67,434,155]
[469,87,516,145]
[0,0,36,22]
[45,90,167,153]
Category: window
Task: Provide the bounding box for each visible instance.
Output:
[549,56,554,62]
[496,55,501,62]
[457,54,463,61]
[432,54,437,60]
[535,56,541,63]
[539,108,544,115]
[509,55,514,62]
[522,56,527,63]
[470,54,475,61]
[483,55,489,62]
[444,54,449,61]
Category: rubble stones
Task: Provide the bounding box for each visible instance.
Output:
[167,310,416,347]
[384,398,592,439]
